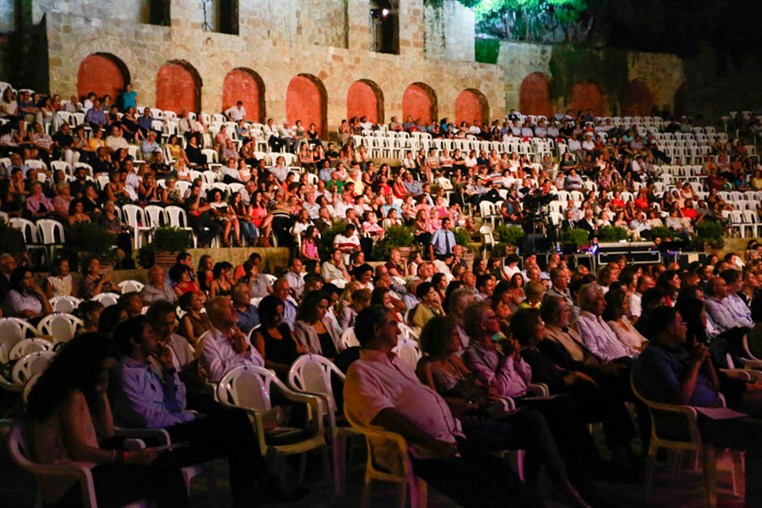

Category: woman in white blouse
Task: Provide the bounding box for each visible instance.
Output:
[44,258,75,299]
[603,287,647,351]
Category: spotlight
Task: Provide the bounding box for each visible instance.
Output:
[382,8,389,17]
[370,8,390,21]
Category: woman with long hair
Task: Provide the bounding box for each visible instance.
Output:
[78,256,117,300]
[177,291,211,346]
[24,333,191,507]
[251,295,305,376]
[209,261,234,298]
[44,258,75,299]
[602,287,648,351]
[196,254,214,294]
[293,290,342,359]
[6,266,52,321]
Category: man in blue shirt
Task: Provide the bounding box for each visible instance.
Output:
[634,306,762,506]
[232,283,260,334]
[84,98,107,130]
[430,217,456,261]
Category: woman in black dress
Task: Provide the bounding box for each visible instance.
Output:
[251,295,304,377]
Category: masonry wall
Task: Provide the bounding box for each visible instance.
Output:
[42,0,505,134]
[424,0,475,62]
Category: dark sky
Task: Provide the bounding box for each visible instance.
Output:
[597,0,762,56]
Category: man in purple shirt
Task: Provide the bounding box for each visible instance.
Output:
[84,98,107,130]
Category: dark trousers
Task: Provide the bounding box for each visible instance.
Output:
[163,407,266,508]
[52,462,190,508]
[188,212,222,246]
[411,437,544,508]
[566,379,636,449]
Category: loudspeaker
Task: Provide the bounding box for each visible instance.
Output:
[522,234,551,254]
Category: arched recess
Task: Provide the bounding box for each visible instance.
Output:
[519,72,552,117]
[673,83,686,118]
[455,89,489,126]
[402,82,437,125]
[222,68,265,122]
[155,61,203,113]
[570,82,605,117]
[77,53,130,103]
[286,74,327,137]
[623,79,655,117]
[347,79,384,124]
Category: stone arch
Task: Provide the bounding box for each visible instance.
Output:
[222,68,265,122]
[570,82,605,117]
[623,78,655,117]
[519,72,552,117]
[286,74,327,137]
[77,53,130,104]
[455,88,489,126]
[155,60,203,113]
[347,79,384,124]
[402,82,437,125]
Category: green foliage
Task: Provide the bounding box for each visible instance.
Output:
[453,227,472,247]
[495,224,526,246]
[0,219,26,254]
[140,226,193,256]
[548,44,629,112]
[649,226,676,241]
[561,228,590,247]
[475,38,501,64]
[319,221,349,259]
[473,0,593,43]
[597,225,628,242]
[373,225,415,261]
[65,222,115,257]
[695,220,725,249]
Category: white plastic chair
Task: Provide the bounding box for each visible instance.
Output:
[165,206,197,248]
[391,337,422,372]
[288,354,363,497]
[339,328,359,350]
[0,318,40,364]
[38,313,82,347]
[121,204,151,249]
[9,338,53,361]
[50,295,83,314]
[216,365,331,493]
[91,292,119,308]
[118,280,145,293]
[11,351,56,385]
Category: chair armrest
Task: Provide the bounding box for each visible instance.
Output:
[219,403,267,456]
[115,427,171,446]
[741,358,762,370]
[349,425,410,456]
[527,383,549,397]
[720,368,753,382]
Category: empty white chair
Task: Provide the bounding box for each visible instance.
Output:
[11,351,56,385]
[8,338,53,361]
[118,280,145,293]
[340,328,359,350]
[165,206,197,248]
[91,292,119,308]
[0,318,40,364]
[49,295,83,314]
[391,338,422,372]
[38,313,82,347]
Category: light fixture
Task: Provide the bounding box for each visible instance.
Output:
[370,8,390,21]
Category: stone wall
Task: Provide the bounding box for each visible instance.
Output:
[43,0,504,133]
[424,0,475,62]
[498,41,552,113]
[626,51,684,113]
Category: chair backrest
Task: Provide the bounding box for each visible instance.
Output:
[12,351,56,385]
[392,338,422,372]
[9,217,38,244]
[49,296,83,314]
[630,372,702,446]
[38,313,81,345]
[91,292,119,307]
[144,205,166,227]
[121,203,145,229]
[340,327,359,349]
[9,338,53,361]
[118,280,145,293]
[288,354,344,417]
[0,318,39,363]
[165,205,189,228]
[36,219,65,244]
[217,365,273,412]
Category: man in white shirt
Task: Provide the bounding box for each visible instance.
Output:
[106,125,129,153]
[720,270,755,329]
[225,101,246,122]
[575,283,638,363]
[198,296,264,383]
[629,274,654,319]
[284,258,305,299]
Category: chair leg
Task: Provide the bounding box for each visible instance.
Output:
[643,448,657,504]
[411,477,428,508]
[730,451,744,497]
[360,479,373,508]
[703,445,717,508]
[298,452,307,485]
[395,481,407,508]
[333,433,347,497]
[321,445,334,499]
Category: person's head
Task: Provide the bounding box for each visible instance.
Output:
[206,296,238,329]
[463,301,500,342]
[602,287,627,321]
[231,283,251,307]
[355,263,374,285]
[648,307,687,346]
[720,269,743,293]
[78,300,104,328]
[9,266,34,294]
[213,261,233,280]
[117,291,144,317]
[540,295,571,327]
[577,283,605,315]
[25,333,118,421]
[354,305,398,348]
[145,300,178,340]
[706,276,729,299]
[113,316,162,360]
[636,274,654,294]
[524,280,546,303]
[296,290,330,323]
[258,295,285,329]
[97,304,129,335]
[420,315,461,358]
[511,308,544,347]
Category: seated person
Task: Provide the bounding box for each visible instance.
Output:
[575,283,638,363]
[177,291,211,347]
[198,296,264,383]
[231,282,260,335]
[344,305,542,508]
[251,295,305,377]
[293,290,343,359]
[4,266,52,322]
[141,266,177,305]
[633,306,762,506]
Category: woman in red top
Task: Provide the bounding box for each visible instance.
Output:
[633,189,649,211]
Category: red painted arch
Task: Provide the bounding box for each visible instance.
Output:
[623,79,655,117]
[77,54,129,102]
[222,68,265,122]
[156,61,201,113]
[347,80,383,124]
[570,82,605,117]
[286,74,327,137]
[519,72,552,117]
[402,83,437,125]
[455,89,488,126]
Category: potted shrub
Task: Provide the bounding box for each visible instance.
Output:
[495,225,525,255]
[64,222,116,270]
[649,226,676,242]
[597,225,628,242]
[453,227,476,266]
[373,225,415,261]
[561,229,590,254]
[139,226,193,268]
[693,220,725,251]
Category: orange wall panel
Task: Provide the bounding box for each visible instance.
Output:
[77,54,126,102]
[623,79,655,117]
[570,82,605,116]
[402,84,434,125]
[156,63,199,113]
[347,81,379,124]
[222,69,262,121]
[519,73,552,117]
[286,75,325,136]
[455,90,484,125]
